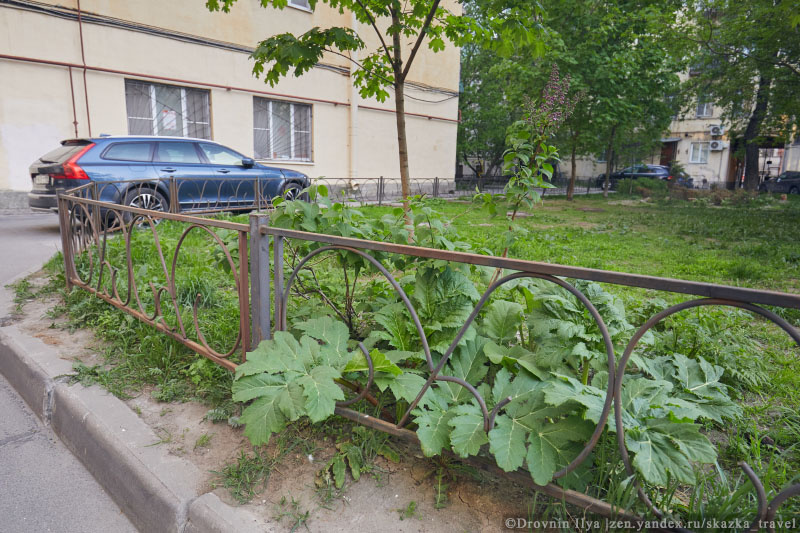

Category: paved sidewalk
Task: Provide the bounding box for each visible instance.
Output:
[0,212,137,532]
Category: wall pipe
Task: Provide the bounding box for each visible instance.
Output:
[349,11,359,183]
[76,0,92,136]
[67,66,79,137]
[0,53,459,125]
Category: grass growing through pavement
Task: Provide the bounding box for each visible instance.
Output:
[19,191,800,523]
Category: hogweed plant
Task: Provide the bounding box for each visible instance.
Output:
[478,64,583,279]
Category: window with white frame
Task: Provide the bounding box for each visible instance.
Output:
[125,80,211,139]
[690,142,709,164]
[253,97,312,161]
[696,95,713,118]
[288,0,311,10]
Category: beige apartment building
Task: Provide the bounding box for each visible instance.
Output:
[572,94,800,188]
[0,0,460,203]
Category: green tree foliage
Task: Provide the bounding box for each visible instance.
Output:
[206,0,545,208]
[458,0,683,198]
[678,1,800,190]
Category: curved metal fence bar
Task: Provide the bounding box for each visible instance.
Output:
[613,298,800,524]
[57,182,800,531]
[59,188,250,370]
[278,245,436,372]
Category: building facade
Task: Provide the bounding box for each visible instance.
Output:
[569,92,800,188]
[0,0,460,199]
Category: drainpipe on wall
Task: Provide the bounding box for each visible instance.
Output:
[77,0,92,136]
[349,12,359,185]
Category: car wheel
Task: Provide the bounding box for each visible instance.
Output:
[281,182,308,201]
[790,186,799,195]
[123,187,167,225]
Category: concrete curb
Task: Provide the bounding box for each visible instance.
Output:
[0,324,268,533]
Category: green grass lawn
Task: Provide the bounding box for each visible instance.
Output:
[357,194,800,294]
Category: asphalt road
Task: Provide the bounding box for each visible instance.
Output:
[0,212,137,532]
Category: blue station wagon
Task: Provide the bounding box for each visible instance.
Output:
[28,136,310,214]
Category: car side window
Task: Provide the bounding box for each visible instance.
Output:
[198,143,243,166]
[155,142,202,164]
[102,142,153,162]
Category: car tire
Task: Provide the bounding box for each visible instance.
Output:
[281,181,308,202]
[790,186,799,195]
[122,187,168,225]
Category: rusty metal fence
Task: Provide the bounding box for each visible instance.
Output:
[58,180,800,531]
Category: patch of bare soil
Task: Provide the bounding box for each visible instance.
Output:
[15,272,540,533]
[606,199,650,206]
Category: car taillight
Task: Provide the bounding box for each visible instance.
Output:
[51,143,95,180]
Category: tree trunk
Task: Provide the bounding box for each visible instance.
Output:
[742,74,771,191]
[603,125,617,198]
[394,79,412,205]
[567,132,577,201]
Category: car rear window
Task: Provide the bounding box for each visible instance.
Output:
[103,142,153,162]
[38,143,91,163]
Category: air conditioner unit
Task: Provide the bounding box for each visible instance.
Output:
[709,125,725,136]
[709,140,727,151]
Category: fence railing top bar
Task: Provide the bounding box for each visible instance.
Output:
[61,194,250,232]
[264,226,800,310]
[65,182,95,193]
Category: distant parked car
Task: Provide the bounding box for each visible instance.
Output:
[28,136,310,214]
[759,171,800,194]
[595,164,694,190]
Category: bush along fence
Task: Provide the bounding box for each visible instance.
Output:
[58,182,799,532]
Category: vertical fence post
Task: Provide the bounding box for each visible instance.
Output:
[57,193,73,292]
[168,177,178,213]
[434,177,439,198]
[273,235,284,332]
[378,176,384,206]
[248,213,271,347]
[91,181,100,235]
[237,229,251,360]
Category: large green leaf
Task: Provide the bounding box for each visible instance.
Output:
[297,365,344,422]
[484,341,548,379]
[484,300,524,343]
[441,337,489,403]
[232,373,287,403]
[295,316,352,368]
[236,332,316,378]
[371,302,414,352]
[525,417,593,486]
[448,403,488,458]
[344,348,402,376]
[488,414,528,472]
[626,418,716,486]
[414,404,456,457]
[239,393,288,446]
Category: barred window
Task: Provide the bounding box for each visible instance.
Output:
[253,97,312,161]
[125,80,211,139]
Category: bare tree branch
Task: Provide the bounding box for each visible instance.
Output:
[353,0,395,64]
[401,0,442,81]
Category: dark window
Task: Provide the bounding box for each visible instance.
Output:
[102,142,153,162]
[155,142,202,164]
[125,80,211,139]
[38,143,90,164]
